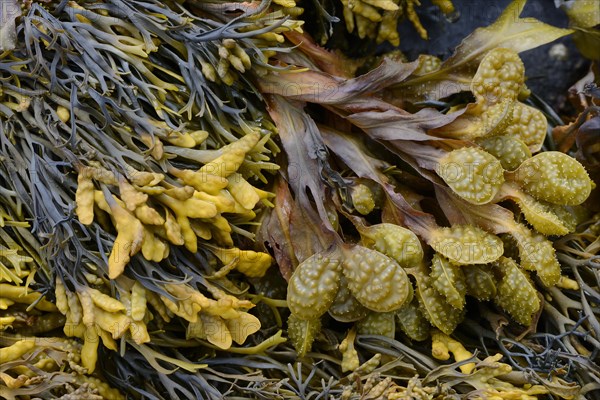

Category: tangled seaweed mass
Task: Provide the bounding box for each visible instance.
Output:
[1,0,599,398]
